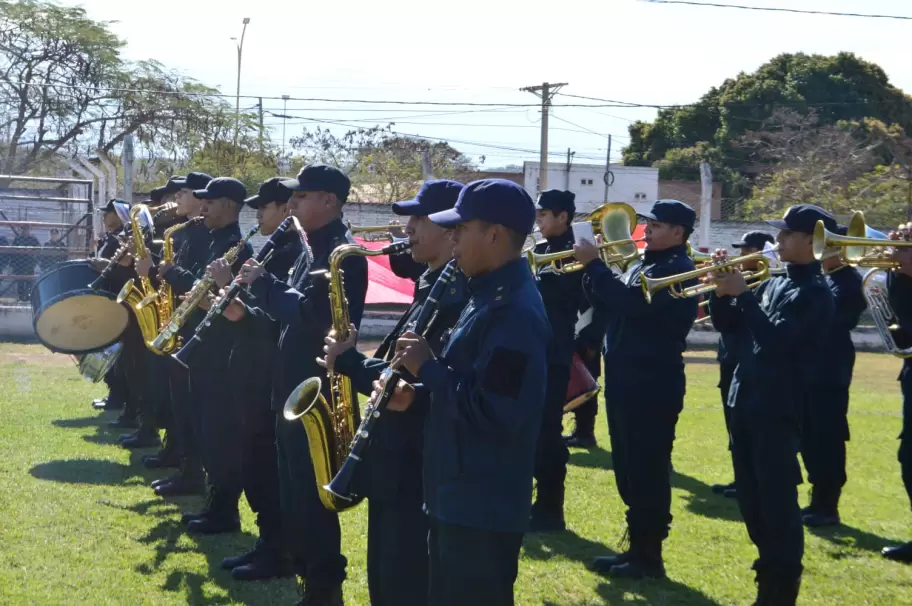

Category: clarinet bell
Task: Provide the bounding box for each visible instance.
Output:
[171,335,200,369]
[323,455,359,503]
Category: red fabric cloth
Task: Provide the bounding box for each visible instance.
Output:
[356,237,415,305]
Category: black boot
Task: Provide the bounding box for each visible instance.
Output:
[803,486,840,527]
[589,552,630,573]
[751,569,771,606]
[605,536,666,579]
[110,416,138,430]
[564,434,597,448]
[222,539,263,570]
[154,457,206,497]
[765,572,801,606]
[181,486,214,524]
[231,545,293,581]
[529,481,566,533]
[121,426,161,449]
[711,481,735,495]
[186,488,240,535]
[297,584,343,606]
[882,541,912,563]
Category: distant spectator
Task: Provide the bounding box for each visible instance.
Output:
[11,226,40,302]
[44,228,68,269]
[0,234,8,276]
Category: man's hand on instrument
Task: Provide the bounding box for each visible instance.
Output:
[208,258,233,289]
[318,324,358,371]
[135,255,152,276]
[235,259,265,285]
[390,330,434,376]
[572,235,601,267]
[158,262,173,277]
[702,248,729,285]
[712,268,748,297]
[214,287,246,321]
[373,378,416,412]
[89,258,110,273]
[118,252,134,268]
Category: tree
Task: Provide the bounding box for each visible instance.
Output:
[290,125,479,203]
[0,0,242,178]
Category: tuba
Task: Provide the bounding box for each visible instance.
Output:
[115,205,165,350]
[283,240,412,513]
[862,268,912,358]
[152,224,260,356]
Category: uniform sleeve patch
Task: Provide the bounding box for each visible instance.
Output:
[483,347,528,400]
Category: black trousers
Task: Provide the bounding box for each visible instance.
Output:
[719,362,736,448]
[192,363,243,501]
[800,385,850,503]
[571,350,602,437]
[900,370,912,509]
[605,372,681,541]
[119,321,146,420]
[143,352,171,430]
[534,364,571,497]
[731,408,804,578]
[167,361,196,460]
[242,406,283,543]
[428,518,523,606]
[367,492,429,606]
[275,416,346,588]
[104,356,128,407]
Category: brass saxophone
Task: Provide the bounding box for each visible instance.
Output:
[115,205,165,351]
[136,217,203,355]
[149,224,260,356]
[284,240,411,513]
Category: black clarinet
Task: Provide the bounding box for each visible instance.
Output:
[324,258,459,502]
[88,232,132,291]
[171,216,297,367]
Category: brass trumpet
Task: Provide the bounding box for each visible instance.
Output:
[525,202,642,273]
[813,211,912,268]
[348,221,407,243]
[641,247,779,303]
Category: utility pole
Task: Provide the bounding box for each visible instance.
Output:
[699,162,713,250]
[603,135,613,203]
[565,147,575,190]
[232,17,251,155]
[520,82,567,193]
[122,134,134,203]
[281,94,290,158]
[257,97,264,153]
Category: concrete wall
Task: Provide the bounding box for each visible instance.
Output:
[522,162,660,214]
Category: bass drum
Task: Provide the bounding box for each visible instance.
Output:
[74,342,122,383]
[31,260,129,354]
[563,352,601,413]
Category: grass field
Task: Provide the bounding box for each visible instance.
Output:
[1,343,911,605]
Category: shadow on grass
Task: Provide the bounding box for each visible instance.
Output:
[809,523,900,557]
[30,458,132,485]
[52,415,107,429]
[569,448,742,523]
[683,354,721,366]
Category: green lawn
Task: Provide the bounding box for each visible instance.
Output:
[1,343,911,605]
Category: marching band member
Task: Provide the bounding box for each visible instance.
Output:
[216,178,303,580]
[710,231,775,499]
[574,200,698,579]
[529,189,583,533]
[801,226,865,527]
[138,172,212,497]
[883,225,912,563]
[708,204,835,605]
[321,179,468,606]
[388,179,550,606]
[227,164,367,606]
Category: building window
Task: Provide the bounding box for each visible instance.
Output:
[634,192,647,200]
[580,179,594,186]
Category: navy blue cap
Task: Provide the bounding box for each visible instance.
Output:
[428,179,536,235]
[766,204,837,235]
[246,177,293,208]
[637,199,696,229]
[535,189,576,216]
[732,231,775,249]
[170,172,212,191]
[835,224,849,236]
[392,180,464,216]
[280,164,351,203]
[193,177,247,204]
[97,199,129,214]
[150,176,185,201]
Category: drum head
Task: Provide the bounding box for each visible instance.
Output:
[34,290,128,354]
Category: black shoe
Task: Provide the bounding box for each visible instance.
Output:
[222,546,260,570]
[181,510,209,524]
[231,553,293,581]
[712,482,734,495]
[187,515,240,535]
[120,433,161,449]
[723,487,738,499]
[565,435,597,448]
[528,510,566,533]
[604,558,666,579]
[588,553,630,574]
[142,452,181,469]
[297,585,343,606]
[154,476,205,497]
[882,541,912,563]
[110,417,138,430]
[150,474,181,489]
[803,512,840,528]
[92,397,123,411]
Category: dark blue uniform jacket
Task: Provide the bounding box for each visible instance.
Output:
[816,266,865,387]
[708,262,834,421]
[416,258,551,533]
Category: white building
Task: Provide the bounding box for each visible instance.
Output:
[522,161,659,215]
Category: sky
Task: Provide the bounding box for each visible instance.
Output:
[60,0,912,170]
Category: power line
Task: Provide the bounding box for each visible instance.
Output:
[639,0,912,20]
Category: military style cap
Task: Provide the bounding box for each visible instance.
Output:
[637,200,696,229]
[428,179,536,235]
[192,177,247,205]
[535,189,576,216]
[280,164,351,203]
[393,180,464,216]
[246,177,294,208]
[765,204,837,235]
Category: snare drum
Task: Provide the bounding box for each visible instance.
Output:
[564,351,601,413]
[74,342,122,382]
[31,260,129,354]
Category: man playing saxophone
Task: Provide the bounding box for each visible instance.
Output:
[227,164,367,606]
[320,179,468,606]
[708,204,835,605]
[883,224,912,563]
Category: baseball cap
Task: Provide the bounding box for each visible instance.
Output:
[637,200,696,229]
[535,189,576,216]
[192,177,247,204]
[246,177,294,208]
[392,180,464,216]
[732,230,776,249]
[765,204,837,235]
[428,179,536,235]
[280,164,351,203]
[170,172,212,191]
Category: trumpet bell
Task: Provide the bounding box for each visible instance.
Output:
[813,210,907,268]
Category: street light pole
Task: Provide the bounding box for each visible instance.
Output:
[282,94,290,157]
[233,17,250,153]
